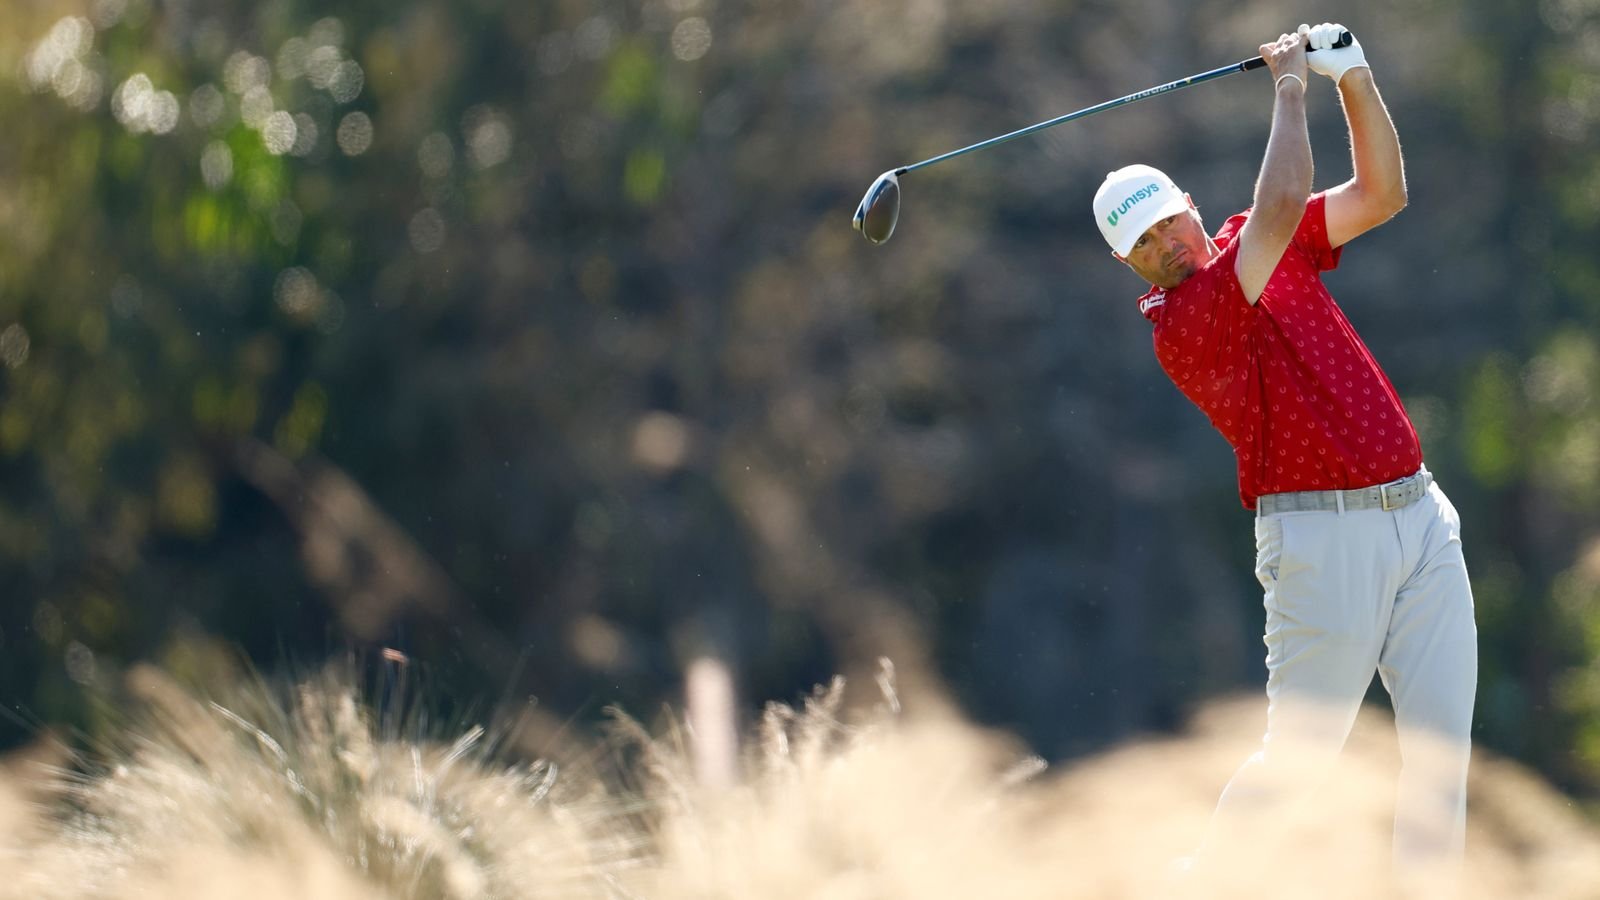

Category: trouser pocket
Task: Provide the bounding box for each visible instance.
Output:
[1254,514,1284,591]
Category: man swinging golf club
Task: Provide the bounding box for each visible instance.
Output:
[1095,24,1478,879]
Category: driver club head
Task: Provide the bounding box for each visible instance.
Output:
[852,170,901,244]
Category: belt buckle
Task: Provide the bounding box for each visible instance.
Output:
[1379,476,1408,511]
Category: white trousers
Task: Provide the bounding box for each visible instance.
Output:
[1208,479,1479,874]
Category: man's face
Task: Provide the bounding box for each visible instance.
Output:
[1116,197,1212,289]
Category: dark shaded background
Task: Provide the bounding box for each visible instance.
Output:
[3,0,1598,804]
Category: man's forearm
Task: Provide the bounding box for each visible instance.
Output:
[1339,68,1406,209]
[1235,75,1314,303]
[1255,77,1314,217]
[1236,35,1314,303]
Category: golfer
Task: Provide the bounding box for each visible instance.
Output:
[1093,24,1478,875]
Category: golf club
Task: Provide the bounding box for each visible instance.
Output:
[852,31,1351,244]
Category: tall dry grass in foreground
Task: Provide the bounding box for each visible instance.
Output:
[1,662,1597,899]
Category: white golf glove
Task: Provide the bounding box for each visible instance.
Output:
[1299,22,1367,85]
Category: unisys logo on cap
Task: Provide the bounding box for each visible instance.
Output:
[1106,183,1163,229]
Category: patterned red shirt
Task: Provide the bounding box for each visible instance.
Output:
[1135,193,1421,510]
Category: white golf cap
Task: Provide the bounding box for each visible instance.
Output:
[1093,164,1189,257]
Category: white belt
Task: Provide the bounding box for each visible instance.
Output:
[1256,466,1432,516]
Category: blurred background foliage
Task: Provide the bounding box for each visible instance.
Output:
[2,0,1600,805]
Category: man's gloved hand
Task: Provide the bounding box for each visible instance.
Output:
[1299,22,1368,85]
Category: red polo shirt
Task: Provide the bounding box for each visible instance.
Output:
[1135,192,1421,510]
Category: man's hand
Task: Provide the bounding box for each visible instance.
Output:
[1259,31,1309,94]
[1300,22,1368,85]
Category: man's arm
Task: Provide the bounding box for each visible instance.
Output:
[1322,68,1407,247]
[1303,24,1407,248]
[1234,33,1313,306]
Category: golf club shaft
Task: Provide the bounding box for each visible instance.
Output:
[896,36,1348,177]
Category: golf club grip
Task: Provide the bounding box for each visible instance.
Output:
[1240,30,1352,71]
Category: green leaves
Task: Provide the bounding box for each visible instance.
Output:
[1462,355,1520,488]
[600,41,656,116]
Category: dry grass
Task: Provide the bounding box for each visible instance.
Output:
[1,661,1597,899]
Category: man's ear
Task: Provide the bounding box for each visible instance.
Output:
[1111,249,1126,263]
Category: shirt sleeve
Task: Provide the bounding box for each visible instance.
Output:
[1291,192,1342,272]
